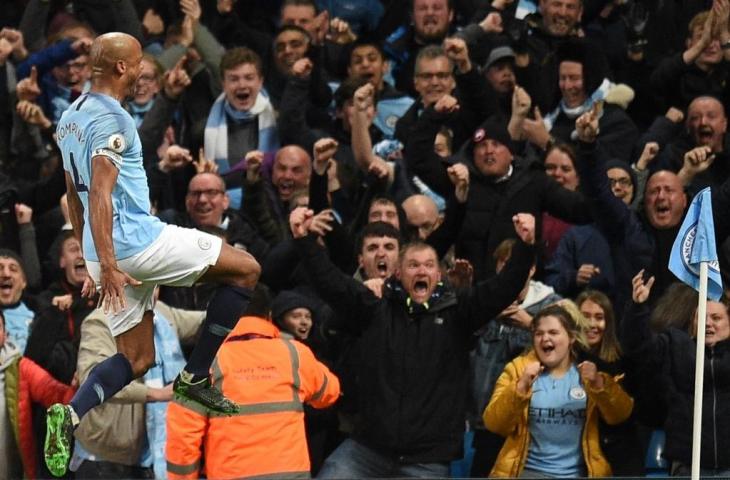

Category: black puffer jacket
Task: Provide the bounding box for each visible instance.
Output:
[622,301,730,469]
[295,235,534,463]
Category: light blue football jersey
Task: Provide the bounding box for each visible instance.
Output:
[57,92,164,262]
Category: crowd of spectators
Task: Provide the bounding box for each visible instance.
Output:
[2,0,730,478]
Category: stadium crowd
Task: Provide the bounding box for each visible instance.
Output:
[1,0,730,478]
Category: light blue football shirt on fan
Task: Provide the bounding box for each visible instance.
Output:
[56,92,164,262]
[524,364,587,477]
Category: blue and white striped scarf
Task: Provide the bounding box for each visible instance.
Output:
[543,78,612,132]
[204,91,279,174]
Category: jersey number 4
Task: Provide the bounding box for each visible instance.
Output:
[69,152,88,192]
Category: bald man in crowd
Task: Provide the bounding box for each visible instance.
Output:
[402,194,442,240]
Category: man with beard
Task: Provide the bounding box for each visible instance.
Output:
[0,249,36,353]
[46,32,261,477]
[383,0,455,98]
[653,95,730,193]
[290,206,535,478]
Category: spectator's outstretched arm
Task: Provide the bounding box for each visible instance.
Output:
[279,59,319,149]
[18,0,50,53]
[630,141,661,210]
[11,100,52,163]
[351,84,384,174]
[404,105,458,198]
[23,357,74,406]
[115,0,145,42]
[242,151,287,245]
[620,271,665,360]
[309,138,339,212]
[445,36,498,121]
[16,38,90,79]
[139,57,192,167]
[182,0,225,87]
[574,108,632,240]
[16,204,41,290]
[426,163,469,258]
[459,214,536,332]
[636,108,684,167]
[291,207,379,329]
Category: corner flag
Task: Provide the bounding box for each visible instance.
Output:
[669,187,723,301]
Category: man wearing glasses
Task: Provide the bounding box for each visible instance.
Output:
[154,172,270,311]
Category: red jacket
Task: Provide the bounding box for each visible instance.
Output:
[4,355,75,479]
[166,317,340,480]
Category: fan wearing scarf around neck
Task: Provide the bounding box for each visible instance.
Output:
[204,47,280,208]
[522,39,638,162]
[126,54,162,128]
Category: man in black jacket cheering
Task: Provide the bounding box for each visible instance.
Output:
[289,206,536,478]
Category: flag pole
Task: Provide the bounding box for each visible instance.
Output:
[691,261,708,480]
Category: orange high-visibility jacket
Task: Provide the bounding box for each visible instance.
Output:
[166,316,340,480]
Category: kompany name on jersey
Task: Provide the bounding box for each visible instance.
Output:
[57,122,86,143]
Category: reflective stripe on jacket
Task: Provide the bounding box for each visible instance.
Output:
[166,317,340,480]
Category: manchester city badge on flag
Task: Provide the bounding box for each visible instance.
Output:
[668,187,723,301]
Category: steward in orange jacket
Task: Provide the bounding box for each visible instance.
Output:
[166,316,340,480]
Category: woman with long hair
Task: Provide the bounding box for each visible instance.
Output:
[624,271,730,476]
[576,290,644,475]
[484,305,633,478]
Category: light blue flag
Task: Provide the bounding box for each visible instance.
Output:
[669,187,723,301]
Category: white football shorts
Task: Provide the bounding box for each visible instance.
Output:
[86,224,223,336]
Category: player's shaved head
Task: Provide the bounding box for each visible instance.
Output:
[90,32,141,78]
[89,32,143,99]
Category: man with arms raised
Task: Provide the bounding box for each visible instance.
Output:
[45,32,260,477]
[290,206,536,478]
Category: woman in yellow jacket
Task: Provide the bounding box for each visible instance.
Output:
[483,304,633,478]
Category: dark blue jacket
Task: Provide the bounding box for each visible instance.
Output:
[544,223,615,298]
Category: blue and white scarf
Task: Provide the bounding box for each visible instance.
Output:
[543,78,612,132]
[127,99,155,128]
[142,310,187,478]
[204,91,279,174]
